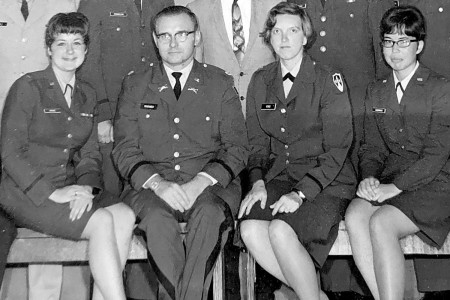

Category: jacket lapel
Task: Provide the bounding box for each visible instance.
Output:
[24,0,49,28]
[285,56,316,105]
[401,65,429,108]
[212,0,238,63]
[242,0,260,65]
[1,0,26,26]
[265,62,285,105]
[42,67,73,113]
[177,60,205,110]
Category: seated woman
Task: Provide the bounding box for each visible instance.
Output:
[345,5,450,300]
[0,12,135,300]
[238,2,356,299]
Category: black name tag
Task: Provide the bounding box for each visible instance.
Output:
[0,22,7,27]
[372,107,386,114]
[141,103,158,110]
[261,103,276,110]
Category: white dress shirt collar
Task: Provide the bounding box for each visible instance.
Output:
[163,60,194,90]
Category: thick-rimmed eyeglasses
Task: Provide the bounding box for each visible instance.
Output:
[381,39,418,48]
[155,31,195,43]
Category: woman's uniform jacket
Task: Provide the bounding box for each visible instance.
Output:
[359,64,450,190]
[0,67,102,208]
[246,55,356,201]
[112,61,248,216]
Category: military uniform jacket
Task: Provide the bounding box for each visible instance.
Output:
[112,61,248,215]
[368,0,450,79]
[246,55,356,201]
[0,67,102,207]
[77,0,173,121]
[359,64,450,191]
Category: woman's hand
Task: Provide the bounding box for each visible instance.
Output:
[356,177,380,201]
[270,191,303,215]
[238,180,267,218]
[372,183,402,203]
[49,185,95,221]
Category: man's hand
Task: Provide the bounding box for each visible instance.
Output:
[238,180,267,218]
[270,191,303,216]
[150,180,190,212]
[356,177,380,201]
[181,174,212,209]
[98,120,114,144]
[372,183,402,203]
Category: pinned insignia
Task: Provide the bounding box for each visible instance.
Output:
[149,63,154,67]
[80,113,94,117]
[332,73,344,92]
[0,22,7,26]
[110,11,127,17]
[194,78,199,82]
[203,64,207,68]
[44,108,62,114]
[225,71,232,76]
[261,103,276,110]
[188,87,198,94]
[372,107,386,114]
[127,70,135,76]
[233,87,239,95]
[294,3,306,8]
[417,78,423,82]
[346,0,356,2]
[382,79,387,83]
[141,103,158,110]
[158,85,168,92]
[49,81,55,86]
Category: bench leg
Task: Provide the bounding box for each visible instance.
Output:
[213,249,224,300]
[239,251,255,300]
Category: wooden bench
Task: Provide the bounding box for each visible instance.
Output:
[240,221,450,300]
[6,225,225,300]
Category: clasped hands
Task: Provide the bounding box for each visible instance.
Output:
[238,180,304,219]
[49,185,95,221]
[356,177,402,203]
[149,175,212,212]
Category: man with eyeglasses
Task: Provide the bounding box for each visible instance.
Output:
[112,6,248,300]
[368,2,450,299]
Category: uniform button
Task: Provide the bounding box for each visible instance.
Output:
[286,152,290,157]
[116,27,121,31]
[280,108,286,114]
[399,128,403,133]
[174,164,180,171]
[439,7,444,12]
[174,117,180,123]
[321,15,327,22]
[21,38,27,43]
[240,96,245,101]
[67,116,72,121]
[63,149,68,153]
[205,116,211,121]
[141,57,146,62]
[173,134,180,140]
[21,55,26,60]
[280,127,286,133]
[320,46,327,52]
[67,134,73,138]
[146,114,150,118]
[60,164,65,168]
[401,145,405,149]
[319,30,326,37]
[141,42,145,46]
[349,13,354,18]
[174,152,179,158]
[285,160,289,164]
[240,72,244,76]
[285,144,289,149]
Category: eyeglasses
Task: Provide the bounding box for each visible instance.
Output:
[381,39,418,48]
[155,31,195,43]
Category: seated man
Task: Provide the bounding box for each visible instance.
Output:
[112,6,248,300]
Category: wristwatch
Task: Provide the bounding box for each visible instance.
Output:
[148,176,163,192]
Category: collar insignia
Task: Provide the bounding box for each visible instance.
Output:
[188,87,198,94]
[158,85,168,92]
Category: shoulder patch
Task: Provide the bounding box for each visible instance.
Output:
[332,73,344,92]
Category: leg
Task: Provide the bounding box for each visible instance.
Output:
[181,192,233,300]
[240,220,288,284]
[28,264,63,300]
[81,208,128,300]
[345,198,380,300]
[369,205,419,300]
[0,210,16,287]
[269,220,321,300]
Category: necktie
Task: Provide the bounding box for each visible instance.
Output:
[64,84,73,107]
[21,0,29,21]
[172,72,182,100]
[232,0,245,62]
[396,82,404,103]
[134,0,142,14]
[283,73,295,82]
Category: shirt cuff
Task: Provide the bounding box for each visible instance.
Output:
[142,173,160,188]
[197,172,217,185]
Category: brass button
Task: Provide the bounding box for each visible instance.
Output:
[173,134,180,140]
[174,164,181,171]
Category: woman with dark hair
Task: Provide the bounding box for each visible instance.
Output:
[0,12,134,300]
[345,5,450,300]
[238,2,356,299]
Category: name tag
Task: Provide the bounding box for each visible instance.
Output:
[141,103,158,110]
[372,107,386,114]
[110,11,127,17]
[261,103,276,110]
[0,22,7,27]
[80,112,94,118]
[43,108,61,114]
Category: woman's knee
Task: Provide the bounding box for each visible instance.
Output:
[268,220,296,244]
[83,208,114,238]
[345,198,372,234]
[109,203,136,228]
[240,220,262,244]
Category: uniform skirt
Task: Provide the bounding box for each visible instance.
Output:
[243,179,349,268]
[0,183,120,240]
[374,180,450,248]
